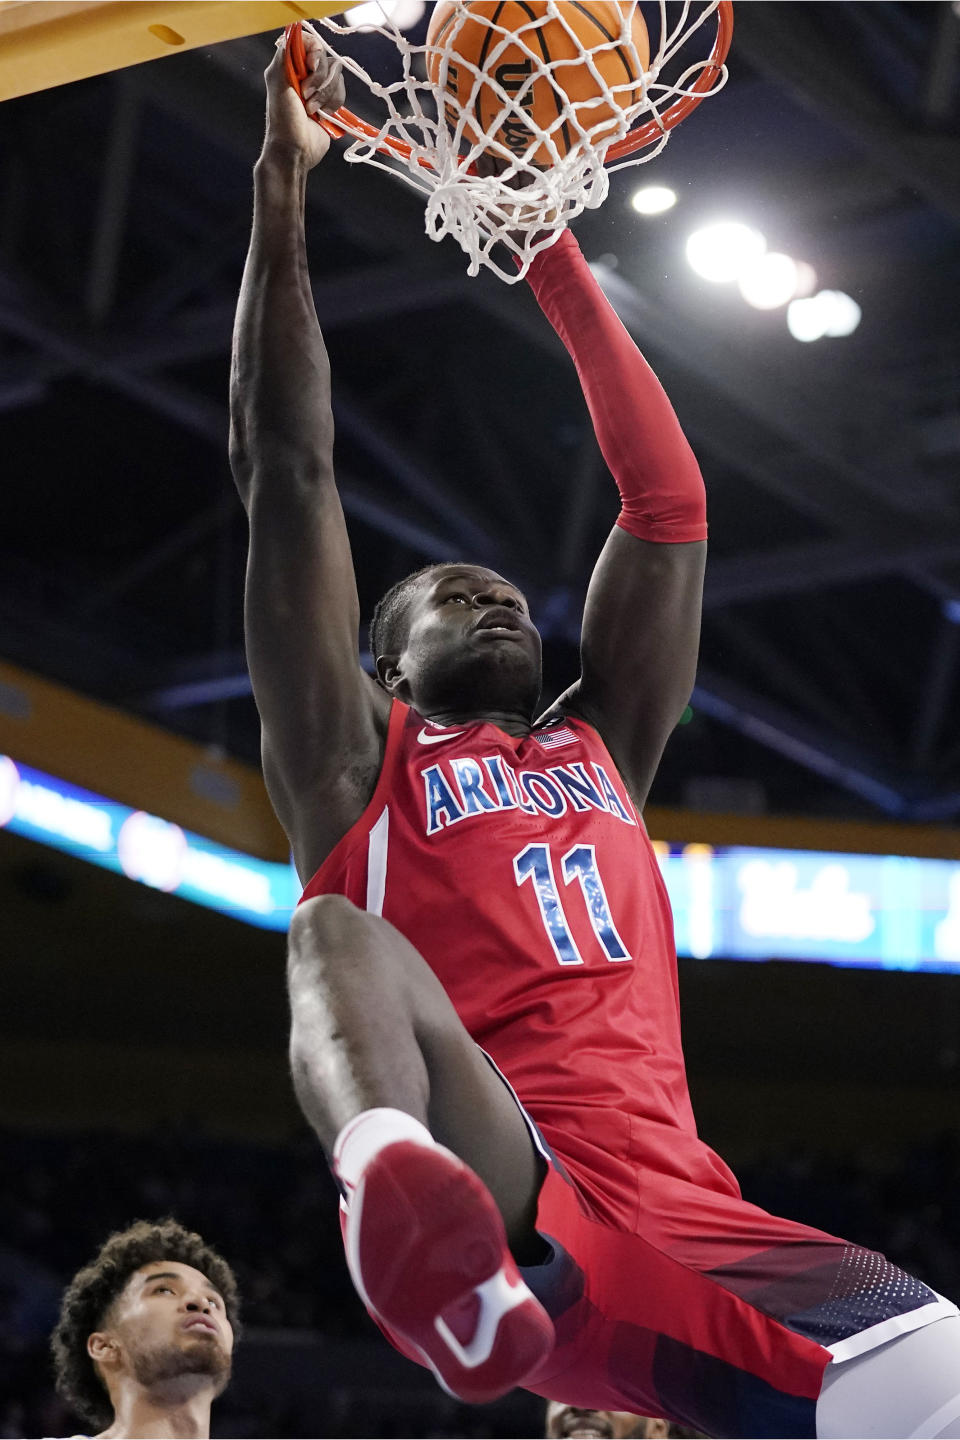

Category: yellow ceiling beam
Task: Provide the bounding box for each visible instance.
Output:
[0,658,289,861]
[0,0,356,102]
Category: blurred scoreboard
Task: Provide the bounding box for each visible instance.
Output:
[658,840,960,971]
[0,753,298,931]
[2,750,960,971]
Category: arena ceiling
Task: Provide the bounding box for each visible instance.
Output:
[2,1,960,826]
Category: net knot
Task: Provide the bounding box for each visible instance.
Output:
[425,179,488,275]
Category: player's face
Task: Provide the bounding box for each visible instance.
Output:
[392,564,542,718]
[91,1261,233,1399]
[546,1402,655,1438]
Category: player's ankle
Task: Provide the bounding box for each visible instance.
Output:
[333,1107,436,1195]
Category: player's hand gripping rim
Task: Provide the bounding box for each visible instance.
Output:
[262,23,345,169]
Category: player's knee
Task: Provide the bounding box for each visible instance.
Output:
[287,894,438,1030]
[287,892,387,998]
[289,893,359,973]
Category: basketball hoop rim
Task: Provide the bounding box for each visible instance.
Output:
[607,0,733,161]
[285,22,434,168]
[283,1,734,172]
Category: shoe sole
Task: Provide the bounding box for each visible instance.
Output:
[346,1141,554,1403]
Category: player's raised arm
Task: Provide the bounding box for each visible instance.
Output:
[229,34,390,879]
[525,229,707,809]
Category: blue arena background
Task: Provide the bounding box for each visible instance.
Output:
[2,750,959,972]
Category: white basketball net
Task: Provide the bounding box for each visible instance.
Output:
[308,2,727,283]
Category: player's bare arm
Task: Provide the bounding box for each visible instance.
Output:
[525,234,707,810]
[229,33,390,879]
[574,527,706,809]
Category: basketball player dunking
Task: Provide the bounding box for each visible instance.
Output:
[229,30,960,1440]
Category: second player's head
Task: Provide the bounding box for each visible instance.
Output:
[545,1401,661,1438]
[545,1402,706,1439]
[51,1218,239,1434]
[371,562,543,720]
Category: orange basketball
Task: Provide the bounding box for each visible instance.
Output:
[426,2,650,167]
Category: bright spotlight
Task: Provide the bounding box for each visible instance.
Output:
[786,296,825,342]
[631,185,677,216]
[345,0,425,29]
[792,260,818,299]
[821,290,862,337]
[787,290,862,342]
[738,252,800,310]
[685,222,767,283]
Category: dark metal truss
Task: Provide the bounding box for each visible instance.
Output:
[1,5,959,821]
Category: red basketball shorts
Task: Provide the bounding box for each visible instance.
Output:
[513,1112,954,1439]
[344,1096,954,1439]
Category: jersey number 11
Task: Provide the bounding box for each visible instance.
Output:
[514,842,629,966]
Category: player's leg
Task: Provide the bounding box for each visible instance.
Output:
[286,893,554,1400]
[815,1315,960,1439]
[287,893,544,1246]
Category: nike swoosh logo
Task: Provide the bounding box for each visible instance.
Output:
[417,727,466,745]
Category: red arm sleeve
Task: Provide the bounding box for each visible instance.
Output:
[524,229,707,544]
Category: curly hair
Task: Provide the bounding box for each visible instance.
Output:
[368,561,460,677]
[51,1218,240,1431]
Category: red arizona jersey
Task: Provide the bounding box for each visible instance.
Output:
[302,699,739,1216]
[307,701,955,1434]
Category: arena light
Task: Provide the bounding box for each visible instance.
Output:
[787,296,825,342]
[738,252,801,310]
[345,0,425,30]
[820,290,862,337]
[631,184,677,216]
[685,222,767,283]
[787,290,862,342]
[792,260,819,299]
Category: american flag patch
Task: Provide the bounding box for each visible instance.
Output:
[533,726,577,750]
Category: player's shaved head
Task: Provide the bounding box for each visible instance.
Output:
[370,562,528,672]
[370,562,456,676]
[371,561,541,719]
